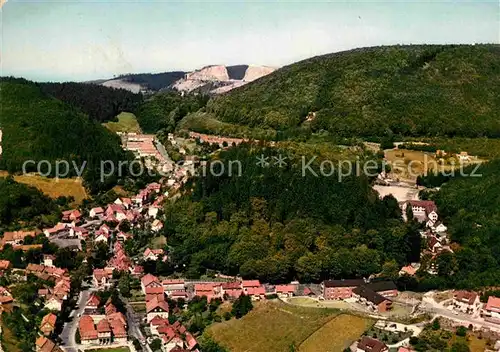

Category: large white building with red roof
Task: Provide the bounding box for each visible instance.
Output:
[146,295,169,322]
[483,296,500,323]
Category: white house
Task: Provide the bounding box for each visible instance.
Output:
[44,296,63,311]
[151,219,163,232]
[146,296,169,322]
[148,206,160,219]
[94,232,110,244]
[89,207,104,218]
[453,291,481,314]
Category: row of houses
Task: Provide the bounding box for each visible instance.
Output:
[35,336,63,352]
[188,131,247,148]
[451,290,500,323]
[141,274,302,302]
[78,296,128,346]
[93,241,144,289]
[141,275,200,351]
[149,317,198,352]
[27,260,71,312]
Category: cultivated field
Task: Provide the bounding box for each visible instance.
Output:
[208,300,370,352]
[103,112,142,133]
[385,149,440,182]
[0,171,87,205]
[299,314,374,352]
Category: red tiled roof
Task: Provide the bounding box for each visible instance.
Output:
[146,296,169,313]
[358,336,387,352]
[194,283,219,292]
[454,290,478,305]
[97,318,112,333]
[41,313,57,329]
[105,302,117,315]
[224,289,243,298]
[408,200,437,213]
[150,315,169,326]
[0,260,11,270]
[221,281,241,290]
[87,294,100,307]
[91,207,104,214]
[275,285,296,294]
[400,265,417,276]
[246,286,266,296]
[142,273,161,287]
[485,296,500,312]
[146,286,164,295]
[242,280,260,288]
[163,279,185,285]
[79,315,97,340]
[185,332,198,349]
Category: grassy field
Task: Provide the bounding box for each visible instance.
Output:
[299,314,374,352]
[0,319,21,352]
[208,300,371,352]
[0,171,87,205]
[287,297,351,310]
[149,235,167,248]
[385,149,441,182]
[467,335,488,352]
[103,112,142,133]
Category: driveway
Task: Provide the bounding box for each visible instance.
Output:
[60,289,92,352]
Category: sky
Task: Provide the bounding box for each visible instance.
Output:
[1,0,499,82]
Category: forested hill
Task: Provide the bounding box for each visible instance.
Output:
[115,71,186,91]
[0,79,133,193]
[39,81,143,122]
[428,160,500,288]
[164,146,422,282]
[207,44,500,138]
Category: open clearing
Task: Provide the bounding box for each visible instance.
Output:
[103,112,142,133]
[0,171,87,205]
[286,297,351,310]
[0,319,21,352]
[208,300,370,352]
[299,314,374,352]
[385,149,441,182]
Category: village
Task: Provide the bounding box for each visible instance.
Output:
[0,132,497,352]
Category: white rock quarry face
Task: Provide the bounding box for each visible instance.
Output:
[186,65,229,81]
[243,66,276,82]
[171,65,277,93]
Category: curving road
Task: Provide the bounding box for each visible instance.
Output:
[60,289,91,352]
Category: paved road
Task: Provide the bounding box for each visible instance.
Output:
[125,302,152,352]
[60,289,92,352]
[420,295,500,332]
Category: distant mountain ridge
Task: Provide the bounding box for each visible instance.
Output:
[98,64,276,94]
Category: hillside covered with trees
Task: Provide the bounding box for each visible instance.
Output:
[39,81,143,122]
[135,91,209,133]
[0,177,60,229]
[207,44,500,138]
[0,79,134,193]
[164,145,421,282]
[116,71,186,91]
[424,160,500,288]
